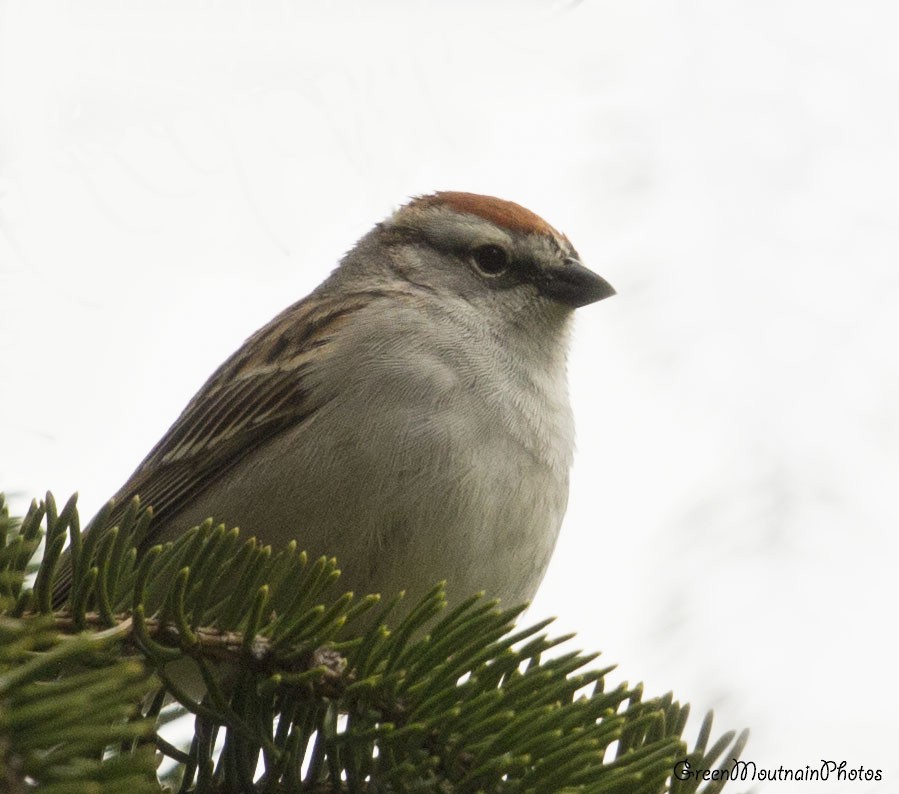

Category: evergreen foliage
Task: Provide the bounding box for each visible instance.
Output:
[0,492,748,792]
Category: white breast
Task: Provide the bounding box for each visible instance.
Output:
[171,295,576,609]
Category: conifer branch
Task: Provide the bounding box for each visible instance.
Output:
[1,491,749,793]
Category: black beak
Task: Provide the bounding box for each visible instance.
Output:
[540,258,616,309]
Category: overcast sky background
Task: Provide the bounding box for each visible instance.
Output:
[2,2,897,790]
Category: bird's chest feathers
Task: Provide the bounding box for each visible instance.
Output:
[384,329,573,480]
[475,349,573,475]
[322,303,576,481]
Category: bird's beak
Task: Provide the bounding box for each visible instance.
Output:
[543,258,616,309]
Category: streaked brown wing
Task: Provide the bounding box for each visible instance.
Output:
[52,289,376,605]
[118,363,319,549]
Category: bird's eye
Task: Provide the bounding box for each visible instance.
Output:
[471,244,510,276]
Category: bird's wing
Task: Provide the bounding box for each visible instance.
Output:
[52,289,381,604]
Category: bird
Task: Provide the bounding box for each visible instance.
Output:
[53,192,614,613]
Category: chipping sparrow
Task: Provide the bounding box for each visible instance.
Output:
[55,192,614,611]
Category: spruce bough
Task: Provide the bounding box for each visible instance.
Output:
[0,492,748,793]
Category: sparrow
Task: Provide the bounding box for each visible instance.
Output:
[53,192,614,613]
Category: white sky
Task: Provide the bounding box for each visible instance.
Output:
[2,1,897,790]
